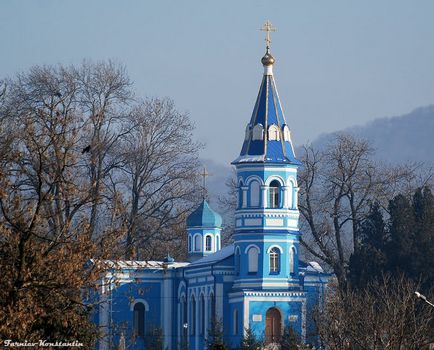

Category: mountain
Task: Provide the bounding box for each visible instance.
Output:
[312,105,434,165]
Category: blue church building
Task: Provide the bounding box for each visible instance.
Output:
[95,30,329,350]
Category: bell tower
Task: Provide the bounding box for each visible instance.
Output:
[231,21,302,290]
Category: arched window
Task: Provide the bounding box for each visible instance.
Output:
[282,125,291,141]
[289,246,296,275]
[200,294,205,335]
[247,247,259,273]
[250,180,260,207]
[133,302,145,337]
[188,235,192,252]
[205,235,212,251]
[269,180,280,208]
[252,124,264,140]
[209,292,215,325]
[191,296,196,336]
[269,247,280,273]
[268,124,280,141]
[194,235,202,252]
[233,309,239,335]
[235,247,241,276]
[180,296,187,340]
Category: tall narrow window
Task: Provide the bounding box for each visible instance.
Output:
[181,296,187,341]
[250,180,260,207]
[191,296,196,336]
[133,302,145,337]
[188,235,192,252]
[247,247,259,273]
[269,180,280,208]
[200,295,205,335]
[233,309,238,335]
[235,247,241,276]
[194,235,202,252]
[209,293,216,325]
[269,247,280,273]
[205,236,212,251]
[289,247,296,275]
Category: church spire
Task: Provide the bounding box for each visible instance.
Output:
[232,21,300,166]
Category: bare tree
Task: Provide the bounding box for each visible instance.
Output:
[75,61,133,238]
[117,98,202,259]
[298,134,420,288]
[316,276,434,350]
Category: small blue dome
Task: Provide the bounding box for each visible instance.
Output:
[187,200,223,228]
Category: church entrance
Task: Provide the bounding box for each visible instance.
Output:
[265,307,282,343]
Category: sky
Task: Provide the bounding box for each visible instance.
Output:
[1,0,434,165]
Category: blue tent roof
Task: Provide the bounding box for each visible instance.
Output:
[187,200,223,228]
[232,51,301,166]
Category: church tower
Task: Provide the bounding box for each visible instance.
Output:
[231,22,302,291]
[186,200,222,262]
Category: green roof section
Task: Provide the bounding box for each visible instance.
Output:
[187,200,223,228]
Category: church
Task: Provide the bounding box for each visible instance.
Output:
[94,22,329,350]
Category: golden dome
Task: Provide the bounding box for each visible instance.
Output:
[261,50,275,66]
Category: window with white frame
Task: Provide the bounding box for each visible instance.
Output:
[269,180,280,208]
[133,302,146,337]
[269,247,280,273]
[194,235,202,252]
[205,235,212,251]
[250,180,260,207]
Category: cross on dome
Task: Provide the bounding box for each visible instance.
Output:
[260,20,277,50]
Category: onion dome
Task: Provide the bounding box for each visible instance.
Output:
[187,200,222,228]
[261,50,275,66]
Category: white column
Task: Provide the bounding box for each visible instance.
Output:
[261,185,268,208]
[282,186,290,208]
[294,187,299,209]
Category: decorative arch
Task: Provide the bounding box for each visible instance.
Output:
[245,175,265,186]
[130,298,149,312]
[268,124,281,141]
[269,247,281,273]
[265,175,285,187]
[252,124,264,140]
[267,245,283,254]
[244,244,261,254]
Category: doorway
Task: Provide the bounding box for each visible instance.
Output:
[265,307,282,343]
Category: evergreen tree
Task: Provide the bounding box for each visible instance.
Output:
[206,318,229,350]
[238,327,264,350]
[387,194,416,277]
[412,187,434,291]
[348,202,388,288]
[280,325,302,350]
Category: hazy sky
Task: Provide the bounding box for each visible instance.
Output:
[1,1,434,165]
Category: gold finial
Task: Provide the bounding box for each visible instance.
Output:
[260,20,277,50]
